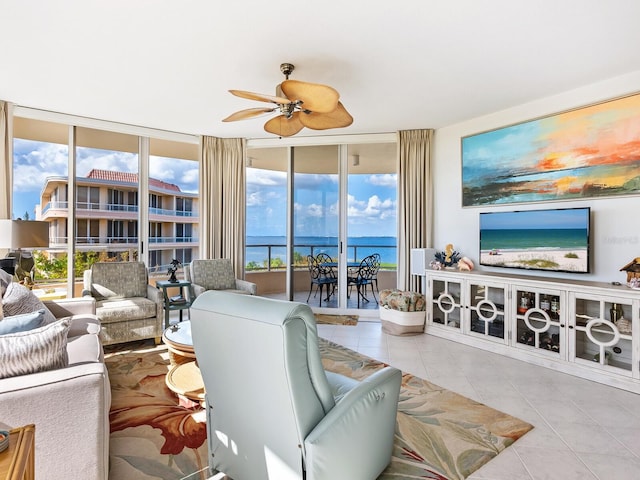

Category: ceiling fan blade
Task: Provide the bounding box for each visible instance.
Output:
[222,107,276,122]
[229,89,291,105]
[264,112,305,137]
[299,102,353,130]
[280,80,340,113]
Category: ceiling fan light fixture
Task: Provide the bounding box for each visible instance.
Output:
[224,63,353,136]
[279,102,299,119]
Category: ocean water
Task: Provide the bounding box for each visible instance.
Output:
[246,236,397,265]
[480,228,588,251]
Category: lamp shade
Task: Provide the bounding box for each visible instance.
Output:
[0,220,50,249]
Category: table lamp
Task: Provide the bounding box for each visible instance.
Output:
[0,220,50,286]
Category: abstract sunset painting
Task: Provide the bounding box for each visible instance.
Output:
[462,93,640,206]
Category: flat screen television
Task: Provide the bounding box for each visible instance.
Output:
[479,206,591,274]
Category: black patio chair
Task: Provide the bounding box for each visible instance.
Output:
[347,254,379,308]
[371,253,381,295]
[306,254,338,306]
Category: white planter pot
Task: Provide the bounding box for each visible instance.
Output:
[380,307,426,336]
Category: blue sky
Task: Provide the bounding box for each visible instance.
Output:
[13,139,397,237]
[246,168,397,238]
[12,139,199,219]
[480,207,590,230]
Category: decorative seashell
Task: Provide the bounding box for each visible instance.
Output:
[616,317,632,335]
[458,257,474,271]
[429,260,443,270]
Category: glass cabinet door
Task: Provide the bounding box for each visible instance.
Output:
[430,277,462,330]
[467,281,507,342]
[513,286,564,358]
[571,294,634,376]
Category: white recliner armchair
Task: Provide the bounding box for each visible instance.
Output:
[190,291,402,480]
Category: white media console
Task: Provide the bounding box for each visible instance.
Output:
[419,267,639,393]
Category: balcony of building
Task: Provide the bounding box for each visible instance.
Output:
[48,235,198,251]
[40,201,198,222]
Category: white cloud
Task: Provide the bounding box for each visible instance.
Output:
[180,167,200,193]
[76,148,137,176]
[368,174,397,187]
[246,169,286,186]
[295,173,337,190]
[347,194,396,219]
[13,141,68,191]
[149,156,200,193]
[306,203,325,217]
[247,190,281,207]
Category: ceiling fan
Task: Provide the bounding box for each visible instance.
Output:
[222,63,353,137]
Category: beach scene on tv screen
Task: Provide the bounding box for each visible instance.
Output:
[480,208,589,273]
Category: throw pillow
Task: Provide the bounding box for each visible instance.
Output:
[0,309,45,335]
[0,318,70,379]
[0,268,12,297]
[1,282,57,325]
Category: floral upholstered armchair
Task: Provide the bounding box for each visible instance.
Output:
[83,261,163,345]
[185,259,257,298]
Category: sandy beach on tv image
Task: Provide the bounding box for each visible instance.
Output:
[480,248,588,272]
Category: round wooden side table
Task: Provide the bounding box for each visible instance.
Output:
[162,321,195,365]
[165,361,205,408]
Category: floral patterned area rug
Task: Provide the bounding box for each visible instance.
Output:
[314,313,359,325]
[105,342,209,480]
[320,341,533,480]
[105,339,532,480]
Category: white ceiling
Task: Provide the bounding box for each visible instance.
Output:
[3,1,640,140]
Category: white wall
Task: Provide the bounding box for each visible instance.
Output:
[432,70,640,283]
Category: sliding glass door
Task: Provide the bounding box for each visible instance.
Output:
[292,145,339,309]
[346,143,398,309]
[246,136,397,313]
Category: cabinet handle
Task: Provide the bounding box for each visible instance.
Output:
[560,324,565,328]
[568,325,574,329]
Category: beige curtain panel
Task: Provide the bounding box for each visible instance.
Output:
[200,136,247,277]
[397,129,434,292]
[0,101,13,220]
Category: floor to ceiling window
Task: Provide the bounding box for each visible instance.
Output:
[149,138,200,275]
[12,122,69,292]
[245,147,288,295]
[10,110,199,296]
[76,127,139,269]
[246,135,397,314]
[346,143,398,308]
[292,145,340,309]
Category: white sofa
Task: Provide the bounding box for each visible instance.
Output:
[0,297,111,480]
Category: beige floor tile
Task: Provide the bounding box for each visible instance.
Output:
[326,326,640,479]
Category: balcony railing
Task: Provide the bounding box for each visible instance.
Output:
[50,236,198,246]
[246,242,397,271]
[42,201,197,218]
[74,236,139,244]
[150,207,196,217]
[148,236,197,244]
